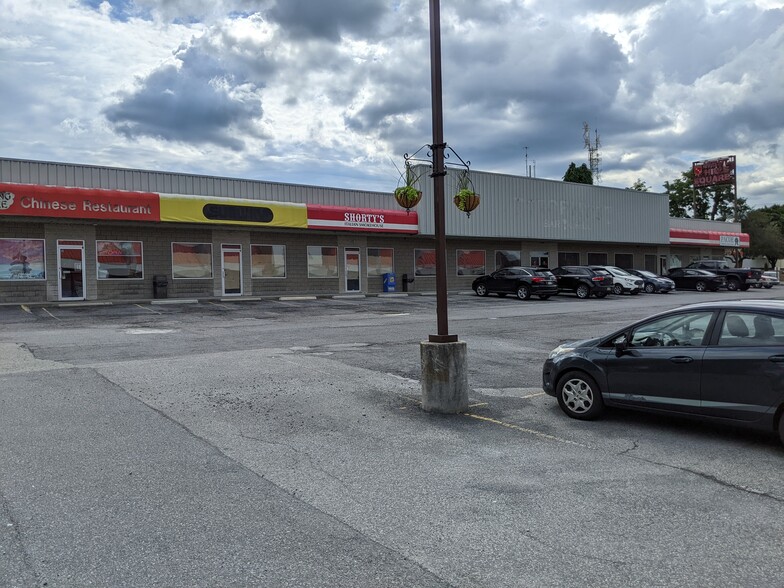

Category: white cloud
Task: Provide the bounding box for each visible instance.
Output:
[1,0,782,208]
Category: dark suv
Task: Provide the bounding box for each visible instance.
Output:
[551,266,613,299]
[472,266,558,300]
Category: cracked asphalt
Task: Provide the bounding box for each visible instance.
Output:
[1,288,783,587]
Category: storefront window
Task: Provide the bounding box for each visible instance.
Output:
[307,246,338,278]
[614,253,634,269]
[172,243,213,279]
[530,251,549,269]
[587,252,607,265]
[558,252,580,266]
[0,238,46,280]
[251,244,286,278]
[457,250,486,276]
[96,241,143,279]
[495,250,520,270]
[415,249,436,276]
[367,248,393,276]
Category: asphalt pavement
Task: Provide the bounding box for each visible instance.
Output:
[1,290,783,587]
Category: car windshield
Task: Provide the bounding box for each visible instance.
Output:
[593,269,611,276]
[607,266,630,276]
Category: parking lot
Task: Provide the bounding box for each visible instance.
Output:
[1,287,783,587]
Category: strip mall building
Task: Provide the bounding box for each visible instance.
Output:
[0,157,749,304]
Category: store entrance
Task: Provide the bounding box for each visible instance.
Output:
[345,248,361,292]
[57,241,85,301]
[221,244,242,296]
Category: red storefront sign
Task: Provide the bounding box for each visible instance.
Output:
[669,228,749,248]
[692,156,736,188]
[306,205,418,234]
[0,183,160,221]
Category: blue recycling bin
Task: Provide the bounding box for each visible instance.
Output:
[382,272,397,292]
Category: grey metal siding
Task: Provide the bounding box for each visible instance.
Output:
[415,166,670,244]
[669,217,742,233]
[0,157,398,210]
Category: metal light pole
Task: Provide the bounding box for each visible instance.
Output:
[420,0,469,413]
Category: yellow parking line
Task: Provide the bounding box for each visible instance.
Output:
[20,305,31,314]
[463,413,586,447]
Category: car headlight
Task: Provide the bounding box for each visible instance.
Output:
[549,344,576,359]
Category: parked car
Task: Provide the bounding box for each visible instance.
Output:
[666,268,725,292]
[471,266,558,300]
[684,259,762,291]
[550,266,613,299]
[624,269,676,294]
[542,300,784,444]
[590,265,644,295]
[755,271,780,289]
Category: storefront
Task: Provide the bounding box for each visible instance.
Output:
[0,158,750,304]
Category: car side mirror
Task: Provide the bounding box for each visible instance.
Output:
[614,335,628,357]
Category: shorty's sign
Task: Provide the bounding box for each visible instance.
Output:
[0,183,160,221]
[692,156,736,188]
[307,205,418,233]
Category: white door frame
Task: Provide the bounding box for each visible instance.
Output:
[344,247,361,293]
[57,241,86,301]
[221,244,243,296]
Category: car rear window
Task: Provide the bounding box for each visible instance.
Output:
[533,269,553,276]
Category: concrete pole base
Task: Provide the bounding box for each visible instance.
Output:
[420,340,469,413]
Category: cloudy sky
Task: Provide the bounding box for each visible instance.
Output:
[1,0,783,208]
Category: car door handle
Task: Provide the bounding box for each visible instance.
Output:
[769,355,784,363]
[669,356,693,363]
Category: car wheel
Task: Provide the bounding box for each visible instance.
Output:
[612,283,623,295]
[594,291,608,299]
[644,283,655,294]
[695,281,707,292]
[538,294,551,300]
[765,284,773,289]
[516,284,531,300]
[727,279,739,291]
[475,284,488,296]
[576,284,590,299]
[779,414,784,447]
[556,371,605,420]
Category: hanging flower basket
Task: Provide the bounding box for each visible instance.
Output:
[394,185,423,211]
[454,188,480,216]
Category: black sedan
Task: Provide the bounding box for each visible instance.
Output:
[666,268,725,292]
[542,300,784,444]
[472,266,558,300]
[624,269,676,294]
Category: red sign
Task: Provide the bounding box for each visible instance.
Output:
[669,228,749,248]
[307,205,418,233]
[692,156,736,188]
[0,183,161,221]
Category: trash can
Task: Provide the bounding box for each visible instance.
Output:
[382,272,396,293]
[153,275,168,299]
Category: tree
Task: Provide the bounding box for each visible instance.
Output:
[627,178,649,191]
[743,208,784,268]
[663,169,749,221]
[563,162,593,184]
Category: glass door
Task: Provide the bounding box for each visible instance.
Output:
[57,241,85,300]
[345,248,361,292]
[221,244,242,296]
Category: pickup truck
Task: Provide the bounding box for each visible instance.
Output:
[683,260,762,291]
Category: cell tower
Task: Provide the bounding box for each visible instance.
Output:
[583,121,601,183]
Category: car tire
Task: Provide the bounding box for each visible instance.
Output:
[594,291,608,299]
[765,284,773,289]
[612,284,623,295]
[695,281,707,292]
[556,371,605,420]
[727,279,739,291]
[516,284,531,300]
[575,284,590,299]
[475,284,488,296]
[644,283,655,294]
[779,415,784,446]
[538,294,551,300]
